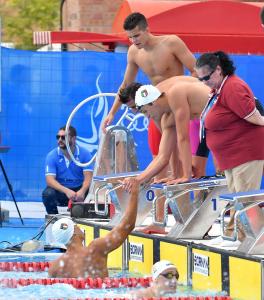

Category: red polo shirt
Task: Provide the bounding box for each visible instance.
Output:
[205,75,264,170]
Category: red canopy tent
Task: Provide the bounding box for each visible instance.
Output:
[33,0,264,54]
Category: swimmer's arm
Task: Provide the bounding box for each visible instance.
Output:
[170,36,197,77]
[93,184,139,254]
[244,109,264,126]
[48,261,58,277]
[169,146,182,179]
[171,90,192,180]
[105,49,139,124]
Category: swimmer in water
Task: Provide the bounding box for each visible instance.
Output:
[48,183,139,278]
[130,260,179,299]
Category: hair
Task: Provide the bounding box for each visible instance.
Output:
[60,125,77,137]
[123,12,148,31]
[196,51,236,76]
[119,82,142,104]
[261,7,264,25]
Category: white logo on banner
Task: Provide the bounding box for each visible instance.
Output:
[129,242,144,262]
[193,253,209,276]
[76,73,148,154]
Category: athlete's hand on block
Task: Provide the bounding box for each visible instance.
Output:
[122,177,139,193]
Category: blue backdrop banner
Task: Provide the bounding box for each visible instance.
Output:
[0,47,263,202]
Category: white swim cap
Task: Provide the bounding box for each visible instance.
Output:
[135,85,161,107]
[51,218,75,249]
[152,260,177,280]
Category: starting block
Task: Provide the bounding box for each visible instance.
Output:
[93,172,153,227]
[85,125,139,213]
[150,176,228,239]
[219,189,264,255]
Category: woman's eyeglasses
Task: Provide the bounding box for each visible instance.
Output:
[198,69,215,82]
[160,272,178,280]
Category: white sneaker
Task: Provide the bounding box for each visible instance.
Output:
[220,239,241,248]
[208,236,224,245]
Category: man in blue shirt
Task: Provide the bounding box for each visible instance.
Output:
[42,125,93,214]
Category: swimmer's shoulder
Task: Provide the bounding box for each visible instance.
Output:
[161,34,185,46]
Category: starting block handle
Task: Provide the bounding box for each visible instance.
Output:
[95,183,123,216]
[94,184,108,216]
[152,194,168,227]
[105,183,123,209]
[220,200,264,241]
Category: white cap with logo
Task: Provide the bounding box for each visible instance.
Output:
[135,85,161,107]
[152,260,177,280]
[51,217,75,249]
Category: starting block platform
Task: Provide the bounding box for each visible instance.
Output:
[150,176,228,239]
[219,189,264,255]
[93,172,152,227]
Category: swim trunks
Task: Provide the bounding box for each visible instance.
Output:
[148,119,161,156]
[148,118,209,158]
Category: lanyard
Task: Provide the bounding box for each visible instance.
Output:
[199,76,228,140]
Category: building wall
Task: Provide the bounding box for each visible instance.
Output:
[63,0,123,51]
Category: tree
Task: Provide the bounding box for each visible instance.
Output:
[2,0,60,50]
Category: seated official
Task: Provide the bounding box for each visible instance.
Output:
[48,183,139,278]
[42,125,93,214]
[130,260,179,299]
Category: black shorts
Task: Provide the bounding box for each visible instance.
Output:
[196,136,210,158]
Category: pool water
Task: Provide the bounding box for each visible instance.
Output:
[0,220,229,299]
[0,266,228,300]
[0,279,228,300]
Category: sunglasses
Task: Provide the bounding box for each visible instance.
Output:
[160,272,178,280]
[198,69,215,82]
[56,135,66,140]
[128,103,152,113]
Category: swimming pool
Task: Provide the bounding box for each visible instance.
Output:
[0,254,230,300]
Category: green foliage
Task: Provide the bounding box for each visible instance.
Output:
[2,0,60,50]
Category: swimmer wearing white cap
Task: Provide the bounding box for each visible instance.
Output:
[130,260,179,299]
[48,183,139,278]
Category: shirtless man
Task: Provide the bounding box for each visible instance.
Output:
[103,12,196,133]
[119,76,210,192]
[48,183,139,278]
[130,260,179,299]
[102,12,197,233]
[103,12,197,163]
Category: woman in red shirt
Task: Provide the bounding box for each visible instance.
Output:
[195,51,264,241]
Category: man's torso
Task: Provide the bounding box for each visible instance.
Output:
[45,146,92,188]
[157,77,210,130]
[131,36,185,85]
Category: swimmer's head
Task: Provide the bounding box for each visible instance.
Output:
[119,82,142,105]
[152,260,178,295]
[123,12,148,31]
[123,13,150,49]
[152,260,179,281]
[135,85,161,107]
[52,218,75,249]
